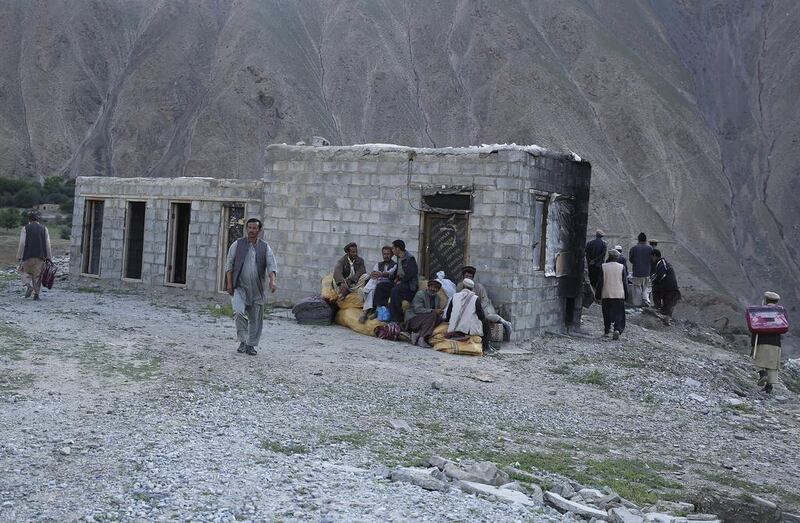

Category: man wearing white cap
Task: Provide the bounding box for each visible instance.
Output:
[444,278,492,352]
[752,291,783,394]
[404,278,446,348]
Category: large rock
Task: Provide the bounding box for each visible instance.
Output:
[544,491,608,519]
[457,481,537,507]
[390,467,448,492]
[442,461,510,486]
[646,500,695,515]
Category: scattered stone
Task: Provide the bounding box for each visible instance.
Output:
[577,488,604,503]
[551,481,575,499]
[388,419,412,432]
[59,447,71,456]
[427,456,452,470]
[723,398,744,407]
[647,500,694,514]
[2,501,13,508]
[609,506,644,523]
[596,492,622,509]
[390,467,448,492]
[457,481,536,506]
[442,461,510,486]
[369,465,391,479]
[466,373,495,383]
[686,515,720,521]
[781,513,800,523]
[430,381,442,390]
[544,491,607,519]
[688,393,707,403]
[643,514,675,523]
[684,378,701,388]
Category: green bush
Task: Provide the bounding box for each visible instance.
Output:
[13,186,42,207]
[59,225,71,240]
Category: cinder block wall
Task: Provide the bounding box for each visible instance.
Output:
[71,177,263,293]
[263,145,591,339]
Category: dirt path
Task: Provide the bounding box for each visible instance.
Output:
[1,275,798,522]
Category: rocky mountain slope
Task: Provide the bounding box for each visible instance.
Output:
[0,0,797,312]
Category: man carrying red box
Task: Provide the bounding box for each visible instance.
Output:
[748,291,789,394]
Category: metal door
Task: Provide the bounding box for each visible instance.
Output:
[421,212,468,281]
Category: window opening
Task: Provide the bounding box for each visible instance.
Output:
[80,199,104,275]
[532,195,548,270]
[166,202,191,285]
[123,201,146,280]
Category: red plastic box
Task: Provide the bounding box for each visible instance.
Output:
[746,305,789,334]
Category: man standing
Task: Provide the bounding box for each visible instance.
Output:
[359,245,396,323]
[628,232,653,307]
[225,218,278,356]
[388,239,418,323]
[17,211,52,301]
[650,249,680,325]
[585,230,607,290]
[614,244,628,272]
[594,250,628,339]
[751,291,783,394]
[405,278,445,348]
[333,242,366,298]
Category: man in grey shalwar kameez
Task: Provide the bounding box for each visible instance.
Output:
[225,218,278,355]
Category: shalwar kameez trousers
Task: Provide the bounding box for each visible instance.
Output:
[226,238,278,355]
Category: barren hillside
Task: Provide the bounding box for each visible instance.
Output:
[0,0,797,312]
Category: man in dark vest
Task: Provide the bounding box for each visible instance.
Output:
[225,218,278,356]
[388,239,419,323]
[332,242,366,298]
[584,229,607,291]
[16,210,52,300]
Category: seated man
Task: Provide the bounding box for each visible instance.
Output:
[359,245,397,323]
[457,265,512,337]
[404,278,445,347]
[388,239,419,323]
[333,242,367,298]
[444,278,492,352]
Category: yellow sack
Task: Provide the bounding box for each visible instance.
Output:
[321,273,338,302]
[338,292,364,310]
[428,323,483,356]
[335,307,386,337]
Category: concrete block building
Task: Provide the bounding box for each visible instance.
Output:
[70,144,591,339]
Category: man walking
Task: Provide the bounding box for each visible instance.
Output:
[650,249,680,325]
[388,239,419,323]
[628,232,653,306]
[751,291,784,394]
[17,210,52,301]
[585,230,607,290]
[225,218,278,356]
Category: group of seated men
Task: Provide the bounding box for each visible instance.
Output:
[331,239,512,351]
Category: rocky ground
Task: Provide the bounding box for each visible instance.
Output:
[1,268,799,523]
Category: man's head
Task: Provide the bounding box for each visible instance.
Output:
[649,239,658,247]
[638,232,647,242]
[427,278,442,295]
[391,239,405,257]
[764,291,781,304]
[27,210,40,222]
[245,218,262,239]
[614,244,623,253]
[595,229,604,238]
[608,249,619,261]
[344,242,358,259]
[461,265,477,280]
[650,248,662,261]
[381,245,393,262]
[461,278,475,290]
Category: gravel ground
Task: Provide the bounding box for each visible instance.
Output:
[1,273,798,522]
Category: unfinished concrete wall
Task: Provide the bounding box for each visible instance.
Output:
[71,177,264,293]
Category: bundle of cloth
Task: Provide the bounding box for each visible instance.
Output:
[292,295,335,325]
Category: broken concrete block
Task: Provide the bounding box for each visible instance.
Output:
[544,491,608,519]
[457,480,537,506]
[388,419,412,432]
[643,514,675,523]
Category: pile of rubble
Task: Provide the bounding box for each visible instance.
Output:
[388,457,720,523]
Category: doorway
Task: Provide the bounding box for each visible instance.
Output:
[421,212,469,281]
[123,201,146,280]
[80,199,104,275]
[166,202,191,285]
[218,203,246,292]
